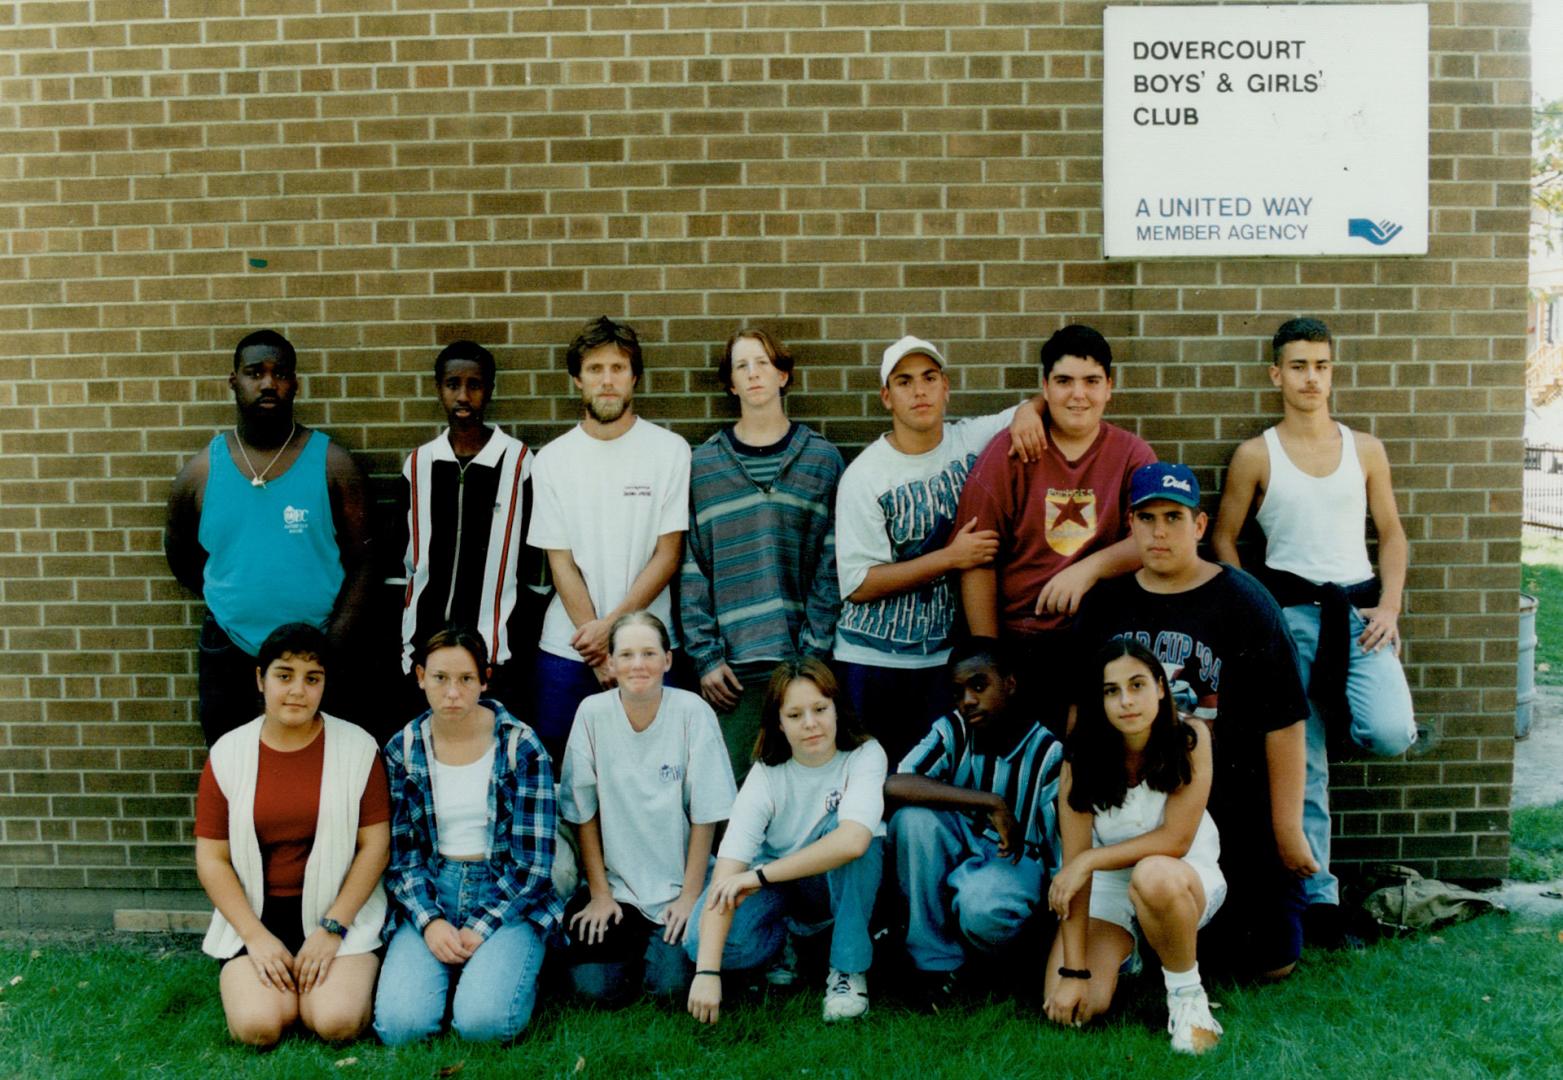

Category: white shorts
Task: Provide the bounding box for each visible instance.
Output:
[1087,857,1227,973]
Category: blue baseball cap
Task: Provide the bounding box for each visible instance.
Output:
[1129,462,1201,510]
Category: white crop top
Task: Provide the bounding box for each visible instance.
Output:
[1255,424,1374,586]
[430,743,496,858]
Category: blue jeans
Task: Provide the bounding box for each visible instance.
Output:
[374,861,547,1045]
[890,806,1045,972]
[684,814,884,975]
[562,884,698,1005]
[1284,603,1417,906]
[835,660,947,771]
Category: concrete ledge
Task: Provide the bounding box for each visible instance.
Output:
[113,909,208,934]
[0,888,208,930]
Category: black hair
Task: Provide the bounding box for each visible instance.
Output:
[948,636,1016,679]
[418,624,490,675]
[755,657,867,767]
[608,610,670,654]
[1271,317,1332,363]
[233,329,296,371]
[1066,638,1196,814]
[1039,324,1112,380]
[256,622,331,676]
[434,340,496,389]
[717,327,794,395]
[565,316,643,380]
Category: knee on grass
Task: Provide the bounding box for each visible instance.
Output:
[300,999,371,1043]
[451,997,533,1043]
[227,1003,296,1048]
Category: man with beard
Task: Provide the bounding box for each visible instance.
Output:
[164,329,373,746]
[526,317,691,759]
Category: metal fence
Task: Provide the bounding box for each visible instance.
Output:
[1524,444,1563,533]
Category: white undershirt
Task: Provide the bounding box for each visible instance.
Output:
[430,743,495,858]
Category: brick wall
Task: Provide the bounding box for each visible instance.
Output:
[0,0,1531,923]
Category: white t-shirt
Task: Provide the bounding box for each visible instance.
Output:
[528,417,692,659]
[558,686,736,920]
[833,408,1017,668]
[717,740,889,866]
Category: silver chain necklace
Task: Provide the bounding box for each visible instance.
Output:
[234,423,297,488]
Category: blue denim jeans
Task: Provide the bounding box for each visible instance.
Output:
[1283,603,1417,906]
[563,899,693,1006]
[889,806,1045,973]
[684,813,884,975]
[373,861,547,1045]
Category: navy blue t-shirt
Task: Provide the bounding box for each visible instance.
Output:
[1071,564,1309,852]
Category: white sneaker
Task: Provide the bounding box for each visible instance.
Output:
[822,969,868,1022]
[765,936,798,987]
[1167,985,1223,1054]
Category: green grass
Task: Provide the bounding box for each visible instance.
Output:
[1510,802,1563,883]
[2,913,1561,1079]
[1521,533,1563,685]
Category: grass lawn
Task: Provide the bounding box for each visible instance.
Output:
[2,911,1561,1080]
[1521,531,1563,685]
[1511,802,1563,883]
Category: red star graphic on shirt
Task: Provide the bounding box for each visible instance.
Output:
[1052,497,1091,529]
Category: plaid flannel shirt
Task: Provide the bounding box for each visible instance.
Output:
[382,701,563,941]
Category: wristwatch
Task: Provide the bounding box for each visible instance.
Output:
[320,916,348,938]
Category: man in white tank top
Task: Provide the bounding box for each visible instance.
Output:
[1211,318,1417,946]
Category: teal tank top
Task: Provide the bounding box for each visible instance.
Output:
[198,430,344,655]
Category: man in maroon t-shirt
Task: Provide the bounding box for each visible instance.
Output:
[956,325,1156,722]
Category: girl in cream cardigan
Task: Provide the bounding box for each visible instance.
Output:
[194,623,390,1046]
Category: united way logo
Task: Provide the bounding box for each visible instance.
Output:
[659,763,683,783]
[1045,488,1097,556]
[282,505,310,535]
[1347,218,1403,246]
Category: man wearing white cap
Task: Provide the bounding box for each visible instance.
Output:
[831,335,1045,766]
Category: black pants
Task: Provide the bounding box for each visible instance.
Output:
[197,612,263,748]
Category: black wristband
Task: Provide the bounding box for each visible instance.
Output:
[695,969,722,978]
[754,866,771,888]
[1057,966,1092,980]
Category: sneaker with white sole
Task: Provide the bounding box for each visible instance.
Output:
[1166,985,1223,1054]
[821,969,869,1022]
[765,936,798,987]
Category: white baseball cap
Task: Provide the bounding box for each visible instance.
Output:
[879,335,947,386]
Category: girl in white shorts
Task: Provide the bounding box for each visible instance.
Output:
[1044,639,1227,1056]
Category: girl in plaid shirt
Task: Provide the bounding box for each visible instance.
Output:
[373,626,562,1045]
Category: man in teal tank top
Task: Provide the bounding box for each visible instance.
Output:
[164,330,374,746]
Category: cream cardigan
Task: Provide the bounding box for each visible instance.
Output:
[202,713,387,960]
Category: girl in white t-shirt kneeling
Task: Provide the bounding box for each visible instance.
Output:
[559,611,738,1005]
[685,658,887,1025]
[1044,639,1227,1056]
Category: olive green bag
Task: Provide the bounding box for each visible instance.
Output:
[1359,865,1503,935]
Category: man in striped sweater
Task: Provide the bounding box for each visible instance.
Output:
[681,328,845,782]
[884,637,1065,1006]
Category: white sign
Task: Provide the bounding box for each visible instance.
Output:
[1103,4,1428,258]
